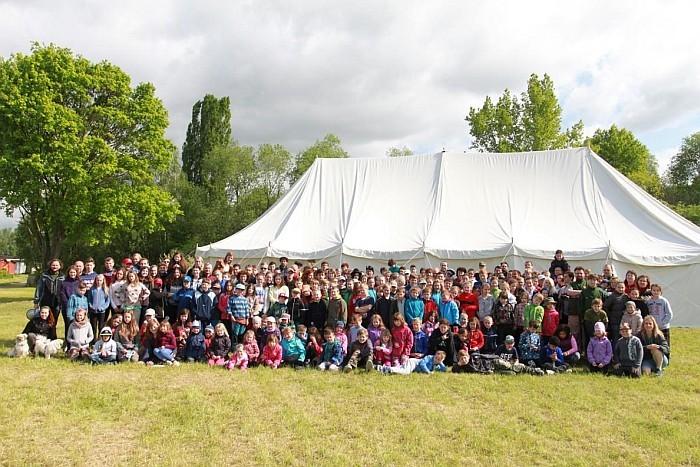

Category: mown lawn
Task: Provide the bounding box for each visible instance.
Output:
[0,275,698,466]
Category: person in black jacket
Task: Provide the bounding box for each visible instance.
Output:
[23,306,57,353]
[549,250,570,277]
[428,319,455,365]
[34,259,64,326]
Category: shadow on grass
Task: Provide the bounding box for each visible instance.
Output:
[0,282,29,289]
[0,297,32,305]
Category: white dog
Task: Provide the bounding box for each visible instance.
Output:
[7,333,30,358]
[34,336,64,359]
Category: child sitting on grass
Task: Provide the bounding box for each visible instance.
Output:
[281,326,306,368]
[90,327,118,365]
[557,325,580,365]
[611,323,643,378]
[482,315,498,353]
[343,328,374,372]
[225,344,248,371]
[542,336,568,373]
[207,323,231,367]
[492,335,544,376]
[153,320,179,366]
[586,321,612,372]
[261,334,283,369]
[184,320,206,363]
[242,330,260,366]
[318,327,344,371]
[518,320,541,367]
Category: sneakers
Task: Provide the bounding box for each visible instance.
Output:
[365,359,375,372]
[165,360,173,366]
[534,368,545,376]
[545,369,555,375]
[343,365,353,373]
[172,360,181,367]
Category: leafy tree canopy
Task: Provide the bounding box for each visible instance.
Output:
[586,125,662,196]
[0,43,179,267]
[291,133,348,182]
[466,73,584,152]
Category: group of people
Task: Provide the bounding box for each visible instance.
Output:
[25,250,672,377]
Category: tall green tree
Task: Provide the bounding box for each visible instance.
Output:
[256,143,292,209]
[664,132,700,205]
[291,133,348,182]
[466,73,584,152]
[182,94,231,186]
[0,228,16,257]
[586,125,662,196]
[0,44,179,267]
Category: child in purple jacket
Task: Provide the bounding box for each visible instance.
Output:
[586,321,612,372]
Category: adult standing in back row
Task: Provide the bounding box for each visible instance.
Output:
[34,258,65,328]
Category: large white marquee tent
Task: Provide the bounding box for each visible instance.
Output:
[197,148,700,326]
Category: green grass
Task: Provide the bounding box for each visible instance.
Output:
[1,275,699,466]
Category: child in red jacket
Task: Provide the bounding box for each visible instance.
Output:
[456,283,479,320]
[153,320,178,365]
[541,297,560,340]
[390,313,413,367]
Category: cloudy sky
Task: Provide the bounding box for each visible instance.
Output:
[1,0,699,226]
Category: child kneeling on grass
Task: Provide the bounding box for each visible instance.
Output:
[90,327,118,365]
[492,335,544,376]
[207,323,231,367]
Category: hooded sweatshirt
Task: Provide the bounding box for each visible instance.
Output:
[621,309,643,335]
[67,319,94,349]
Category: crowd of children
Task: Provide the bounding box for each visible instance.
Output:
[25,250,672,377]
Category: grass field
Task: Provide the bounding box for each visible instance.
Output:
[1,275,699,466]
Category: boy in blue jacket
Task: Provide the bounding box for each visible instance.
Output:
[281,326,306,368]
[184,321,207,362]
[410,318,428,358]
[194,279,217,329]
[175,277,195,314]
[542,336,568,373]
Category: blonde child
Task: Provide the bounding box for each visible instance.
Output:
[207,323,231,366]
[367,314,385,346]
[646,284,673,347]
[225,344,248,370]
[242,330,260,366]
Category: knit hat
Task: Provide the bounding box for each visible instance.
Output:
[205,325,215,333]
[183,276,192,283]
[594,321,606,334]
[191,320,201,328]
[336,320,345,328]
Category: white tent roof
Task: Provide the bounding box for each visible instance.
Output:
[198,147,700,266]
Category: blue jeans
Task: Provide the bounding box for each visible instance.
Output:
[153,347,175,362]
[90,353,116,364]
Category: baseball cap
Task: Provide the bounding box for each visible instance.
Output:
[505,335,515,344]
